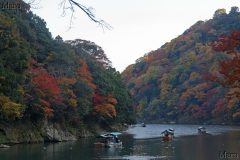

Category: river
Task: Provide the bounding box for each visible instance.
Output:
[0,124,240,160]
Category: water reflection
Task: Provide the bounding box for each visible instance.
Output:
[174,131,240,160]
[0,125,240,160]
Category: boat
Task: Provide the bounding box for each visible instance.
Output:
[161,128,174,141]
[94,132,122,148]
[141,123,146,127]
[198,127,211,135]
[0,144,10,148]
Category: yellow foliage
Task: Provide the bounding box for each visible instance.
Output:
[233,112,240,119]
[17,85,25,96]
[57,77,77,85]
[0,96,23,120]
[227,96,238,108]
[0,96,9,106]
[189,72,199,81]
[68,98,78,108]
[67,89,76,98]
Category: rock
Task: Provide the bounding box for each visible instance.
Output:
[44,122,77,142]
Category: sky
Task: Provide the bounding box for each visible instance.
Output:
[32,0,240,72]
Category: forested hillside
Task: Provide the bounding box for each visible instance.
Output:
[122,7,240,124]
[0,0,134,142]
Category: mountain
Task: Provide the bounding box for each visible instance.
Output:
[122,7,240,124]
[0,0,135,143]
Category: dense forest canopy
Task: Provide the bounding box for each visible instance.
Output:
[0,1,135,130]
[122,7,240,124]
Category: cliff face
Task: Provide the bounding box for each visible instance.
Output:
[122,7,240,124]
[0,121,97,144]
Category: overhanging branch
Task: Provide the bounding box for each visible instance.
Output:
[62,0,112,30]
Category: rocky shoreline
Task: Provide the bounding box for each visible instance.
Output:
[0,121,126,145]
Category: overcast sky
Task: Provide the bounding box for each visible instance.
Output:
[32,0,240,72]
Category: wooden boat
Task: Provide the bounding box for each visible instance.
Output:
[0,144,10,148]
[141,123,146,127]
[105,141,122,148]
[161,128,174,141]
[198,127,211,135]
[94,132,122,148]
[198,126,206,134]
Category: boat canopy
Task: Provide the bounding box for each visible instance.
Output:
[168,128,174,133]
[198,126,206,130]
[162,128,175,135]
[100,132,121,138]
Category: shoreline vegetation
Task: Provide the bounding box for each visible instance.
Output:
[0,0,135,147]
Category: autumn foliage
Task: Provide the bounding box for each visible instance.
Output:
[211,31,240,100]
[28,59,62,118]
[122,7,240,123]
[94,92,117,118]
[0,5,134,126]
[0,96,23,120]
[77,59,96,90]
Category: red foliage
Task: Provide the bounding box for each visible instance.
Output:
[93,92,104,105]
[31,69,61,100]
[28,59,62,118]
[219,57,240,86]
[211,31,240,99]
[212,31,240,55]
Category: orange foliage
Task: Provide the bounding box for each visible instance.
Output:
[107,94,118,105]
[93,93,117,118]
[39,99,53,118]
[76,59,96,90]
[180,83,209,101]
[95,104,116,118]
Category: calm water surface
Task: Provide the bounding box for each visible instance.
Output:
[0,124,240,160]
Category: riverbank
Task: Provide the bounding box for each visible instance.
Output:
[0,121,128,144]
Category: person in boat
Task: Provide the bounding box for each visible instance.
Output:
[115,136,120,143]
[162,129,174,141]
[198,127,206,135]
[198,127,211,135]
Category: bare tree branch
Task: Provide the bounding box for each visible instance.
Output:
[24,0,112,30]
[60,0,112,30]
